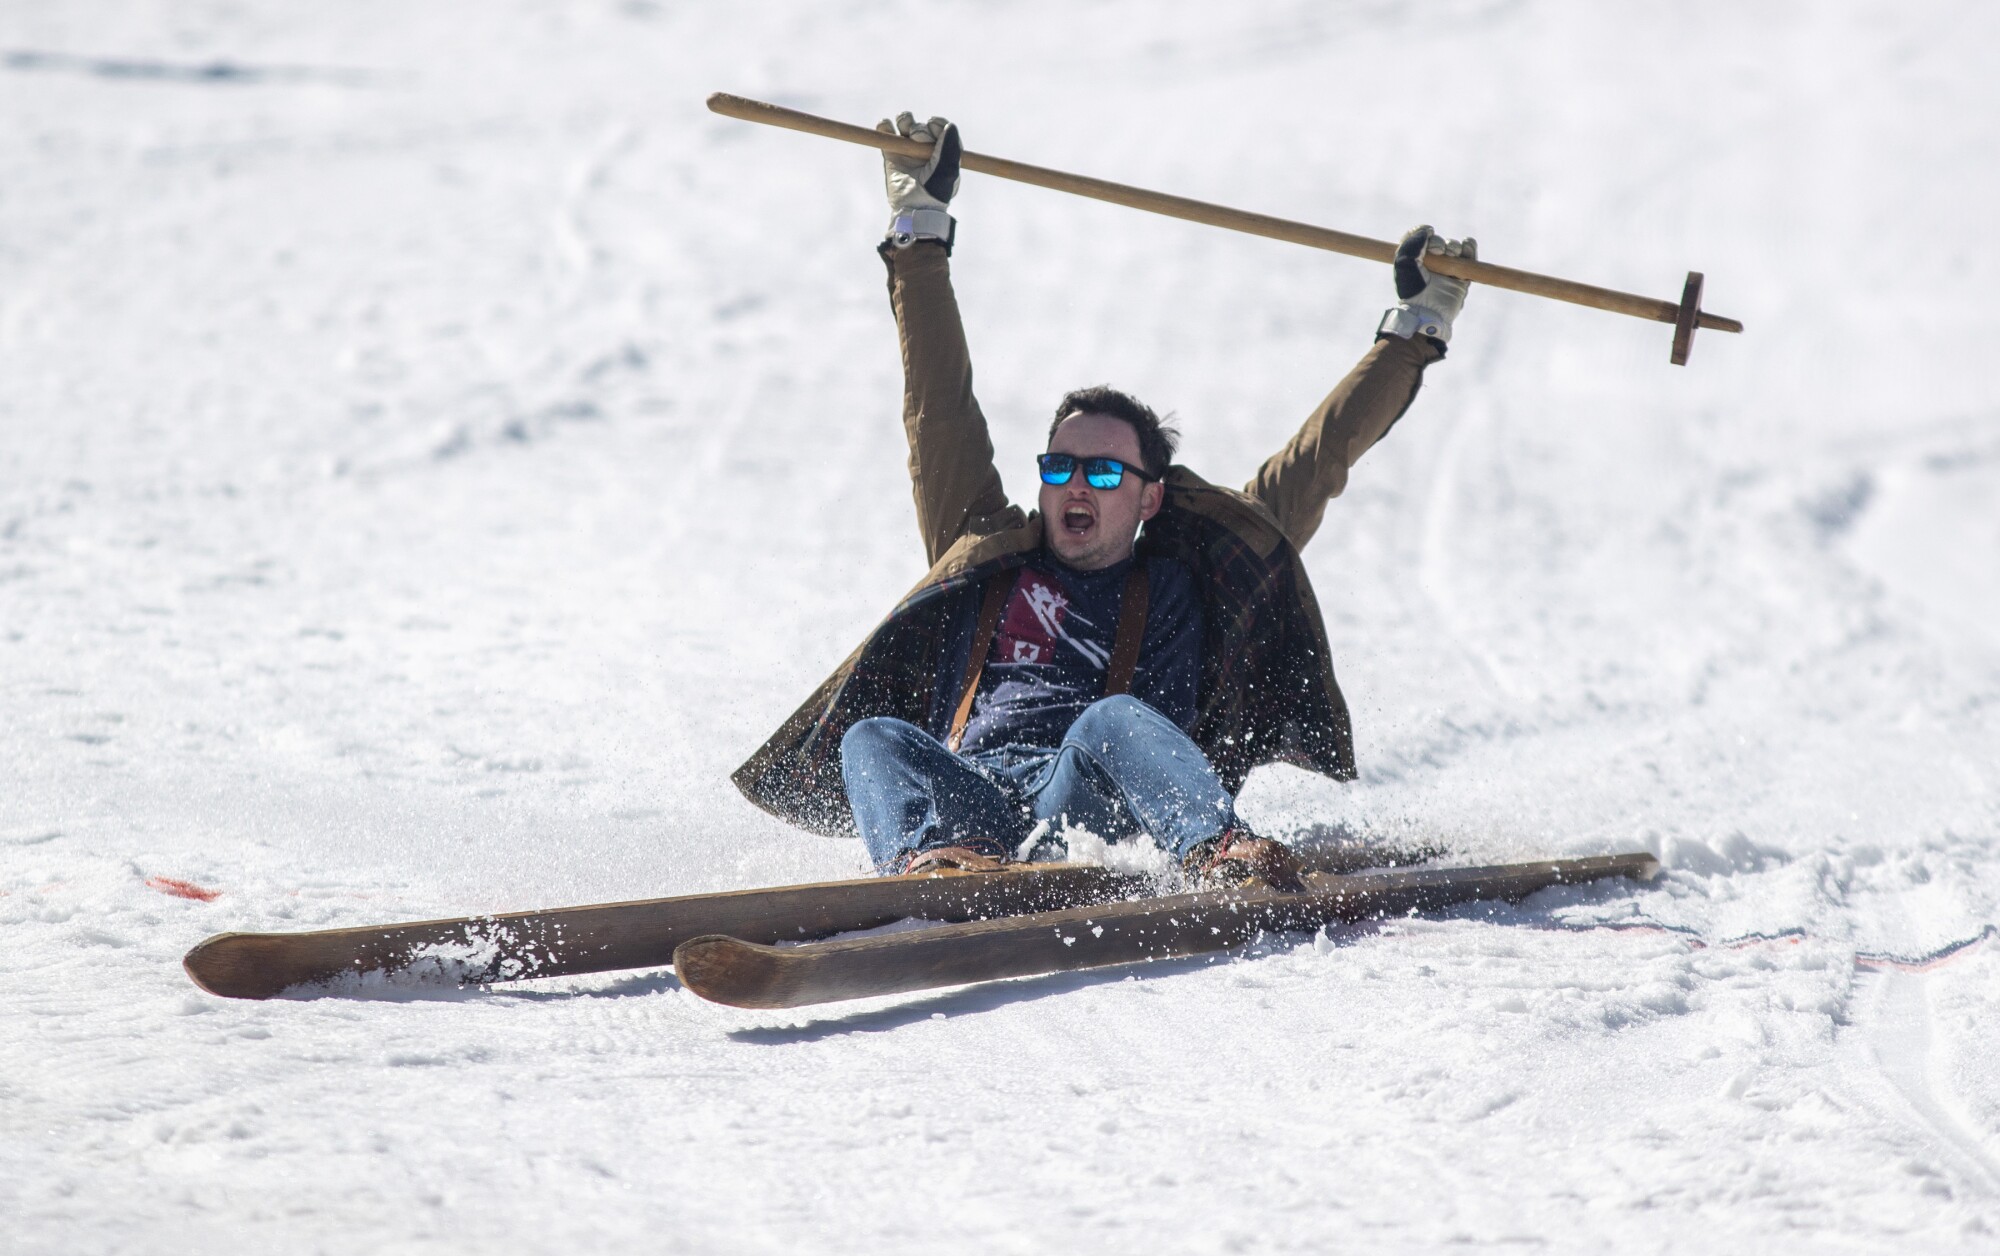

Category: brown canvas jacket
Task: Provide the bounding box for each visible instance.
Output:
[732,243,1440,837]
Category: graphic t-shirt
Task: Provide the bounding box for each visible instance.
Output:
[956,553,1201,757]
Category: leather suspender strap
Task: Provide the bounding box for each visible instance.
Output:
[1103,564,1150,698]
[946,573,1014,751]
[946,561,1152,752]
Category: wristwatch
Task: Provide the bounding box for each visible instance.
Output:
[1377,303,1450,345]
[886,208,955,253]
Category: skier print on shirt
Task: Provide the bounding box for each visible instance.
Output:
[956,558,1201,757]
[998,569,1110,670]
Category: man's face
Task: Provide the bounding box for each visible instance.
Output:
[1039,413,1165,571]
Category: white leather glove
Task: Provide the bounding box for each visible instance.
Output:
[1379,225,1476,346]
[878,112,960,251]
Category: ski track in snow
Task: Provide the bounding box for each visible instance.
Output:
[5,2,2000,1252]
[1850,885,2000,1207]
[1863,967,2000,1201]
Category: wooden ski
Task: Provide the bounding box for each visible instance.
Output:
[183,863,1146,1000]
[673,853,1661,1010]
[181,841,1435,999]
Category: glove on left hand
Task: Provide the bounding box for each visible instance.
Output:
[1383,224,1476,345]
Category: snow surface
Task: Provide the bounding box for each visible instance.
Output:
[5,2,1999,1251]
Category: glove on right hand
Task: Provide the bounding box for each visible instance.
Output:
[878,112,961,214]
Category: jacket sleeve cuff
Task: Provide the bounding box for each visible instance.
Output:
[1371,327,1448,366]
[1375,323,1450,359]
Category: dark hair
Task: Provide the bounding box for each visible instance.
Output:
[1047,386,1179,479]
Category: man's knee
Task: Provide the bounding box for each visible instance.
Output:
[841,716,923,775]
[1068,694,1165,745]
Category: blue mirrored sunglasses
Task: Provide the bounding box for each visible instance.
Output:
[1037,452,1158,490]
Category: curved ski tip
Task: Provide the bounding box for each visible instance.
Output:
[182,932,276,1000]
[674,934,799,1009]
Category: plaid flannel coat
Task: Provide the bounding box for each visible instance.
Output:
[732,244,1440,838]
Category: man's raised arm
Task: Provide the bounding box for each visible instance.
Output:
[1247,227,1474,551]
[878,113,1020,568]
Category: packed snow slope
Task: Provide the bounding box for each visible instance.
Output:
[5,2,1998,1251]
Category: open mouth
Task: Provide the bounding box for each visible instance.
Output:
[1061,505,1096,536]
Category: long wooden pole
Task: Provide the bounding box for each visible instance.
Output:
[708,92,1743,351]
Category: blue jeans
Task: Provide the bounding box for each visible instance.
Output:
[840,694,1236,871]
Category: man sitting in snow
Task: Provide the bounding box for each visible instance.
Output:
[731,112,1472,886]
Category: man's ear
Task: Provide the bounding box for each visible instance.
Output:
[1138,479,1165,522]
